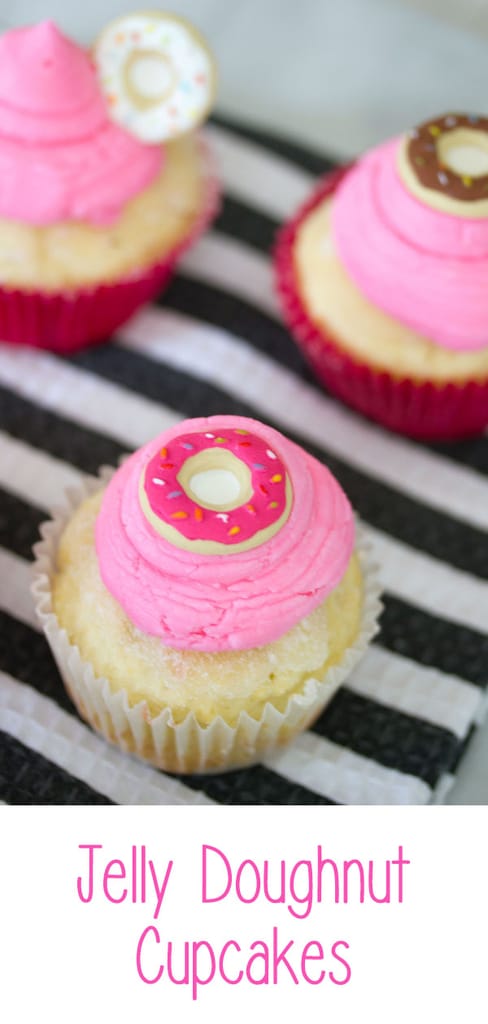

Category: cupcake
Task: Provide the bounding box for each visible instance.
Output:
[275,113,488,440]
[32,416,381,774]
[0,14,218,352]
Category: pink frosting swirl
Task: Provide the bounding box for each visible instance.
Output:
[331,138,488,351]
[0,22,162,225]
[95,416,355,652]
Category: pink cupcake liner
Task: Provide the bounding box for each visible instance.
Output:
[274,167,488,441]
[0,144,220,355]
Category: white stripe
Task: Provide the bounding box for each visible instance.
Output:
[0,344,175,448]
[0,672,213,807]
[119,306,488,533]
[368,527,488,635]
[263,731,431,805]
[181,231,279,318]
[0,343,487,635]
[432,773,456,805]
[204,123,314,218]
[0,548,38,630]
[0,431,81,510]
[347,646,483,740]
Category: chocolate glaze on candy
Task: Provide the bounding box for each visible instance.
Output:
[407,113,488,202]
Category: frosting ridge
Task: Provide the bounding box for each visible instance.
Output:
[331,138,488,351]
[0,22,162,224]
[95,416,355,652]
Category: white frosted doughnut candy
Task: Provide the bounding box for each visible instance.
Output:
[93,11,216,143]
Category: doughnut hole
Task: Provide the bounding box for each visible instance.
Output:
[52,490,363,727]
[178,447,252,510]
[437,128,488,178]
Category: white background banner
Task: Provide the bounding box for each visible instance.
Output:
[2,806,485,1021]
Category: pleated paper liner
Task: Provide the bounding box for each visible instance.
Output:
[31,468,382,776]
[274,167,488,441]
[0,142,219,354]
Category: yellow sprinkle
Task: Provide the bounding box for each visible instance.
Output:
[268,501,278,509]
[228,526,240,536]
[235,429,249,435]
[215,437,227,444]
[428,124,441,136]
[171,511,188,519]
[462,175,473,187]
[271,474,282,483]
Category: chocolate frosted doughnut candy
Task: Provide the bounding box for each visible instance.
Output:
[93,10,216,143]
[397,113,488,217]
[139,425,293,554]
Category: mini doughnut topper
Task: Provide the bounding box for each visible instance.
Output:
[95,415,355,651]
[397,112,488,217]
[93,10,216,143]
[140,424,293,554]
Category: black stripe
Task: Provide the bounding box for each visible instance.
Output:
[313,689,458,789]
[162,274,309,378]
[67,343,488,583]
[0,385,126,473]
[211,113,338,176]
[181,765,337,805]
[0,487,45,561]
[0,730,113,805]
[380,594,488,688]
[427,438,488,479]
[217,194,277,253]
[0,609,75,715]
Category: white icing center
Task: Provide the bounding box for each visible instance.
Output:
[444,144,488,176]
[129,53,173,100]
[189,469,241,507]
[437,128,488,177]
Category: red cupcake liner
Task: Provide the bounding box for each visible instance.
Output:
[0,146,220,355]
[274,166,488,441]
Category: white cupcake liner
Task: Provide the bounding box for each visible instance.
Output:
[31,468,382,775]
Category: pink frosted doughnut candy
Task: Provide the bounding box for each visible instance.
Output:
[141,425,291,553]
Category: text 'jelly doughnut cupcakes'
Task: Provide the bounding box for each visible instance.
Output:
[32,416,381,775]
[0,14,218,352]
[275,112,488,440]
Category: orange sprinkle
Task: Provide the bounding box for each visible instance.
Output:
[160,447,167,458]
[228,526,241,536]
[171,511,188,519]
[115,31,125,42]
[246,504,256,515]
[107,94,117,106]
[268,501,278,510]
[271,474,282,483]
[194,507,203,522]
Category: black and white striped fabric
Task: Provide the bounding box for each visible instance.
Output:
[1,115,487,806]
